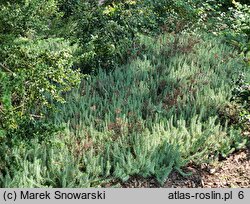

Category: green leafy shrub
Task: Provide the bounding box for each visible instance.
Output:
[221,2,250,55]
[74,2,132,72]
[196,0,249,55]
[231,73,250,128]
[0,0,81,136]
[64,0,199,73]
[0,38,81,133]
[0,0,62,38]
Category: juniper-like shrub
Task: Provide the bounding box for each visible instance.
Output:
[4,32,243,188]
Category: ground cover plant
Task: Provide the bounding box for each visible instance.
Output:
[0,0,249,187]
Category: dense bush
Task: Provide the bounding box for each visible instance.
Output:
[0,1,81,136]
[0,0,62,38]
[230,74,250,129]
[196,0,249,52]
[58,0,199,73]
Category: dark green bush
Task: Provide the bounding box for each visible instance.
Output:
[62,0,199,73]
[0,0,62,38]
[0,0,81,137]
[231,73,250,128]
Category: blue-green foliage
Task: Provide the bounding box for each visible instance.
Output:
[1,32,248,187]
[0,0,249,188]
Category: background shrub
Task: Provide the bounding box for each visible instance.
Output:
[58,0,199,73]
[0,0,81,136]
